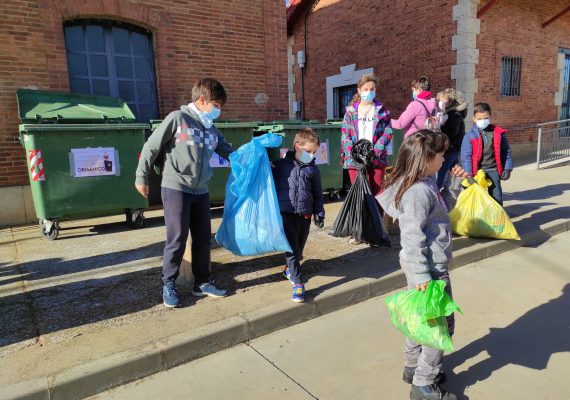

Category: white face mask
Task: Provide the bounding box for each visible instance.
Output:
[476,119,491,130]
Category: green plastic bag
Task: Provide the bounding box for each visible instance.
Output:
[384,280,462,352]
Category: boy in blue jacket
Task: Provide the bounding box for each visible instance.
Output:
[272,128,325,303]
[461,102,513,205]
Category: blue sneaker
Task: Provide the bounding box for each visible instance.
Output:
[162,284,180,308]
[192,280,228,298]
[292,284,305,303]
[282,267,294,285]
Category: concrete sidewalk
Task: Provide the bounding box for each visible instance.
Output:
[89,231,570,400]
[1,159,569,399]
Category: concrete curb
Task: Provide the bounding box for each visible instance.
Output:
[4,218,569,400]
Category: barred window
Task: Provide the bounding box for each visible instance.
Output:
[500,57,522,97]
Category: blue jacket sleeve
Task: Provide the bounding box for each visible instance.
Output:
[460,132,473,175]
[312,167,325,218]
[502,134,513,171]
[214,128,234,160]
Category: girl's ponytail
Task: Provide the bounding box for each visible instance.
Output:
[350,92,361,105]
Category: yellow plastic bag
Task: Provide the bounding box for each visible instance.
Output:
[449,170,520,240]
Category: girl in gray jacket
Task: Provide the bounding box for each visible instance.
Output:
[377,130,469,400]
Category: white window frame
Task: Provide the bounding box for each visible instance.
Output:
[326,64,373,119]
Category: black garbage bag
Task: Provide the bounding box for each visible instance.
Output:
[351,138,376,168]
[331,139,391,246]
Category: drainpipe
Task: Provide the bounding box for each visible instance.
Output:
[300,0,320,121]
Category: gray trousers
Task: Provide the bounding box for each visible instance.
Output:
[400,258,455,386]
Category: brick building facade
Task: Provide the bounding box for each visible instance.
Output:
[0,0,288,225]
[286,0,570,145]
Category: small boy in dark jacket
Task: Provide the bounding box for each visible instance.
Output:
[272,128,325,303]
[461,102,513,205]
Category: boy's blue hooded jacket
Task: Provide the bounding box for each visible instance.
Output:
[272,151,325,218]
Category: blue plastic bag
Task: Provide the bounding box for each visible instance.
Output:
[215,133,292,256]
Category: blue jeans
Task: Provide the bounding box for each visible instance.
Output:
[161,187,212,286]
[436,151,460,189]
[484,169,503,205]
[282,213,311,285]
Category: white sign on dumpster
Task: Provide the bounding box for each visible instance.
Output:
[278,140,330,165]
[208,141,232,168]
[209,153,230,168]
[70,147,120,177]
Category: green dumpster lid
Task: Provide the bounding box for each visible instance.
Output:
[255,123,334,133]
[16,89,137,123]
[262,119,322,125]
[216,121,262,128]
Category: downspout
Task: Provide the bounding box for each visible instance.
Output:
[301,0,320,121]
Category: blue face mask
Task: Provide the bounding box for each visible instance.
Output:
[360,91,376,102]
[299,150,315,164]
[412,91,418,100]
[197,105,221,129]
[206,106,221,120]
[476,119,491,130]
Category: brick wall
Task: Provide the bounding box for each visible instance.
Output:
[289,0,570,145]
[0,0,288,187]
[289,0,457,121]
[475,0,570,143]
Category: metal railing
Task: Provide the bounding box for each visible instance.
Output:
[536,118,570,169]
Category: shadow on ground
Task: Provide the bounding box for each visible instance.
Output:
[0,233,398,349]
[445,283,570,397]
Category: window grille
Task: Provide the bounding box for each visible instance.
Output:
[500,57,522,97]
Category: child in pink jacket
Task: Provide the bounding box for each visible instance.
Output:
[392,76,437,137]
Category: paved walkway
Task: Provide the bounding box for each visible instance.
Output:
[90,231,570,400]
[0,158,569,399]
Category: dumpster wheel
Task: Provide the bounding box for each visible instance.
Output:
[39,219,60,240]
[126,209,145,229]
[328,190,341,201]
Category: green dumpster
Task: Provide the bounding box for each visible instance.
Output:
[16,89,149,240]
[146,120,165,206]
[387,128,405,166]
[254,123,344,199]
[210,121,259,203]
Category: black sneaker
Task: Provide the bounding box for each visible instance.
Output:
[410,383,457,400]
[403,366,446,385]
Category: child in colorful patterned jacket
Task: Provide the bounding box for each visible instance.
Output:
[340,73,392,244]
